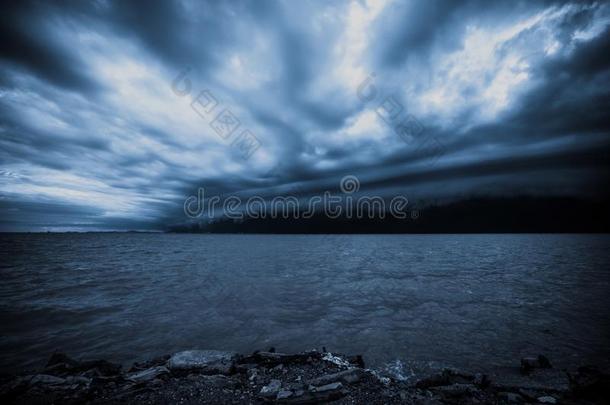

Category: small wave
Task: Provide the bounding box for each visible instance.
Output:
[378,359,415,382]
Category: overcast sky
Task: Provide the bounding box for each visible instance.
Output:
[1,0,609,231]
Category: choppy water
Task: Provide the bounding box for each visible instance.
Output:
[1,233,609,379]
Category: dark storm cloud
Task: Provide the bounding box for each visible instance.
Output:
[372,0,600,69]
[0,2,99,92]
[510,28,610,136]
[1,0,609,230]
[372,0,481,67]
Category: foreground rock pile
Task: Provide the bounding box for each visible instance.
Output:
[1,349,608,404]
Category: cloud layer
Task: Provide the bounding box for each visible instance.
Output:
[1,0,609,231]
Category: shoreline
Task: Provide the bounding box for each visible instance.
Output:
[1,349,608,404]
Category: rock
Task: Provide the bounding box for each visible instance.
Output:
[167,350,237,375]
[247,369,258,382]
[491,368,569,393]
[309,382,343,393]
[151,378,164,386]
[7,349,603,404]
[498,391,524,403]
[415,369,475,388]
[259,379,282,398]
[474,373,490,387]
[305,382,347,402]
[348,355,365,368]
[276,389,293,399]
[129,355,170,372]
[44,353,121,377]
[126,366,169,383]
[46,353,80,369]
[242,351,321,366]
[28,374,66,385]
[235,363,258,374]
[64,376,91,386]
[521,355,552,374]
[518,388,542,401]
[568,365,610,401]
[80,360,122,376]
[307,368,365,386]
[321,352,351,368]
[429,383,479,398]
[200,375,239,389]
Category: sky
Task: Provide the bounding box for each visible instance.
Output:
[1,0,609,231]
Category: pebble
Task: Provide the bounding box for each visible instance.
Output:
[259,379,282,398]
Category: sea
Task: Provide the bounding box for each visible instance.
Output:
[1,233,609,380]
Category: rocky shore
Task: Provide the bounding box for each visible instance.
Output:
[1,349,608,404]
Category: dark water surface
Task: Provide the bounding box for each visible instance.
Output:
[1,233,609,378]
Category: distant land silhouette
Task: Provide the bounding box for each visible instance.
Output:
[169,196,610,233]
